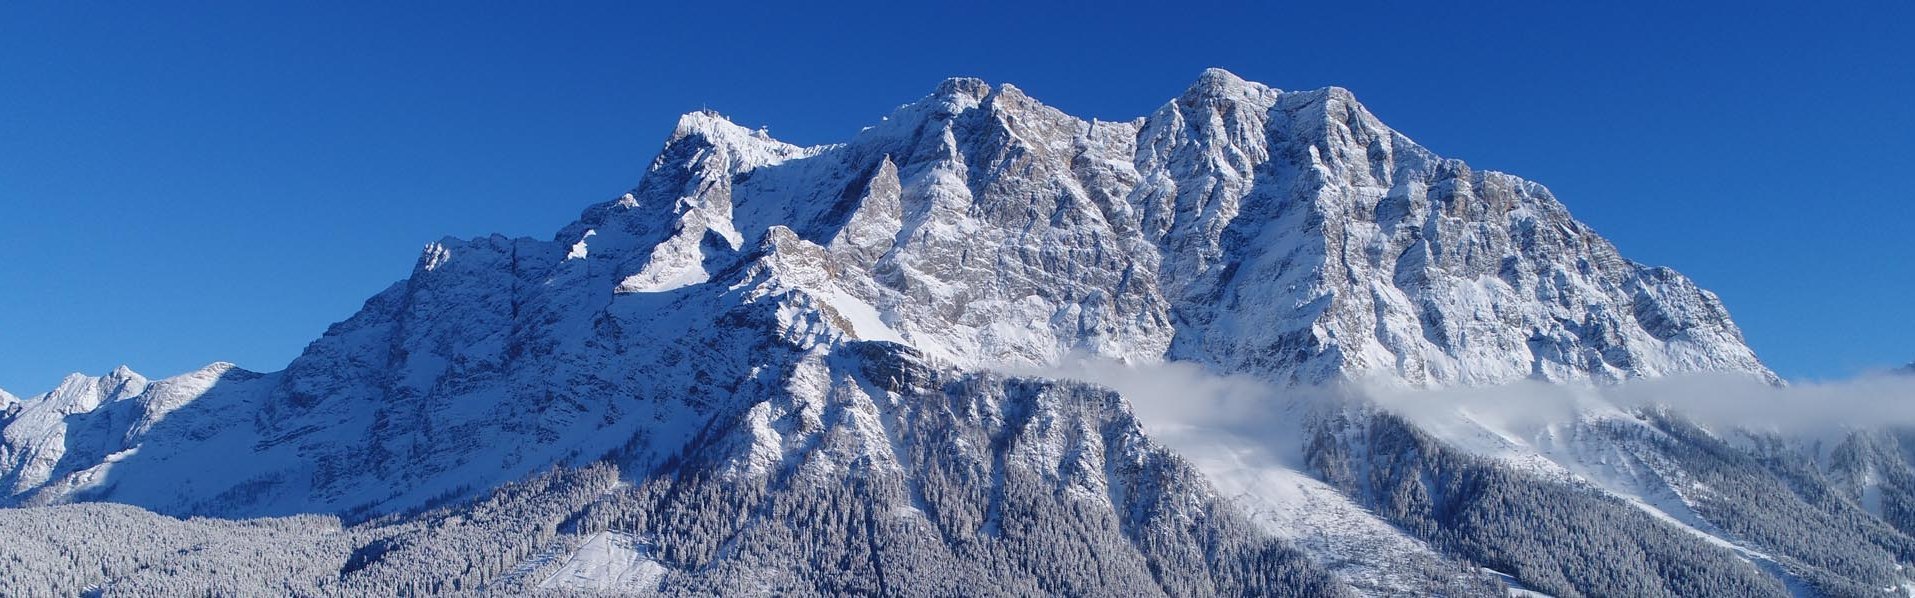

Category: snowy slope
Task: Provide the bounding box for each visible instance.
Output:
[1,366,150,499]
[536,532,668,592]
[525,342,1359,596]
[1156,425,1480,595]
[1330,380,1915,596]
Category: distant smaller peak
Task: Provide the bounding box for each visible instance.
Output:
[672,109,744,140]
[39,366,147,405]
[107,365,150,395]
[1195,67,1247,88]
[1324,85,1355,98]
[684,107,725,121]
[881,77,994,124]
[108,364,144,381]
[1293,85,1358,104]
[174,361,256,383]
[665,109,807,167]
[1180,67,1276,104]
[934,77,991,100]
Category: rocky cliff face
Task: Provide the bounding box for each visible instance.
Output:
[559,67,1771,387]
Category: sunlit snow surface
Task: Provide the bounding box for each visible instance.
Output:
[1154,424,1468,594]
[536,532,667,592]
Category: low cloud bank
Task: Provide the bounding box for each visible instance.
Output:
[1365,371,1915,443]
[1014,355,1299,432]
[1004,356,1330,468]
[1011,356,1915,452]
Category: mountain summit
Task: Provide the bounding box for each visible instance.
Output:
[574,67,1770,385]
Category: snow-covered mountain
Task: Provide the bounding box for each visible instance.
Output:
[7,69,1896,597]
[576,68,1768,387]
[2,67,1773,516]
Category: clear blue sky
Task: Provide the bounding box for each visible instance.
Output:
[3,1,1911,393]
